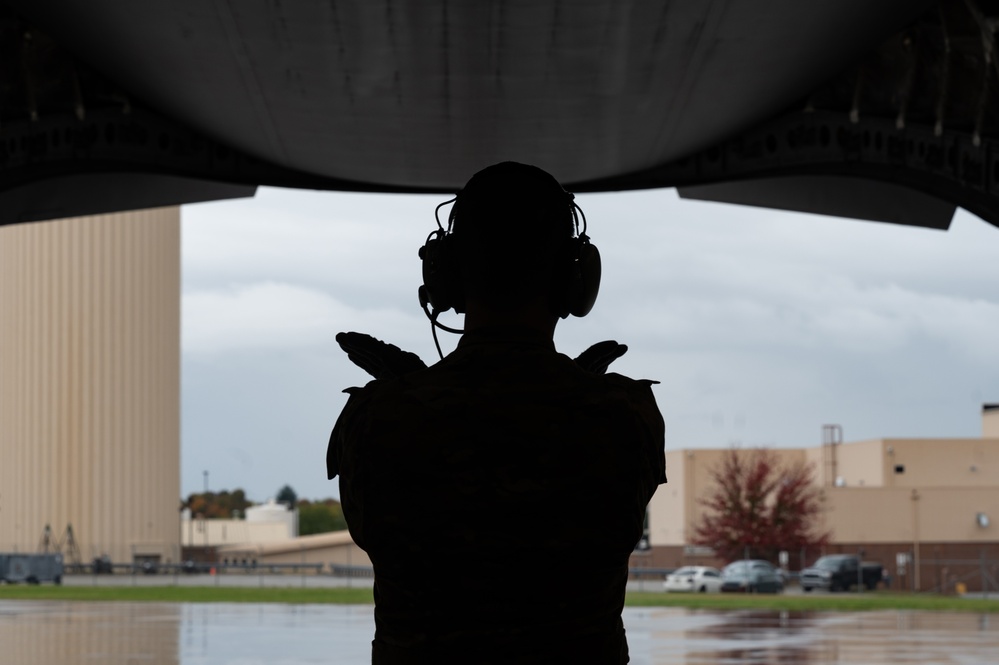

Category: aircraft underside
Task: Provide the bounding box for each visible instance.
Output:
[0,0,997,230]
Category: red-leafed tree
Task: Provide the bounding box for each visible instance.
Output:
[692,448,830,564]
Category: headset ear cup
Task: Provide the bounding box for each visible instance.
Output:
[569,241,601,317]
[420,232,465,314]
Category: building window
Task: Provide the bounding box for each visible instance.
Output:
[894,464,905,474]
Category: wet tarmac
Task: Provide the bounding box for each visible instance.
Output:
[0,601,996,664]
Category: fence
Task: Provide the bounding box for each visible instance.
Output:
[65,560,354,576]
[916,555,999,596]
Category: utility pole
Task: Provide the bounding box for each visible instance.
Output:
[203,470,209,494]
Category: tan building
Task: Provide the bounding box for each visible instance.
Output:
[985,404,999,438]
[0,209,181,565]
[639,406,999,591]
[181,499,299,551]
[181,498,370,573]
[180,515,293,550]
[217,530,370,570]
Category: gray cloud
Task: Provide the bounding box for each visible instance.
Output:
[180,187,999,502]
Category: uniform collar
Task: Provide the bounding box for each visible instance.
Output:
[457,326,556,350]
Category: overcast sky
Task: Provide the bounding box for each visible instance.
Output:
[179,186,999,503]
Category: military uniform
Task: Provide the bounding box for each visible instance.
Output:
[328,327,666,664]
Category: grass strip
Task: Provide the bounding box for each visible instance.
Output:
[0,585,374,605]
[2,586,998,613]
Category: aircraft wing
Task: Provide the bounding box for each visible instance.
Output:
[1,0,996,230]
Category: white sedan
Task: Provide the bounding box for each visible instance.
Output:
[663,566,723,593]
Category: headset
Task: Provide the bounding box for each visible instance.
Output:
[418,188,601,359]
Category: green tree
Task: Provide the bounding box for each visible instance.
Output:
[276,484,298,507]
[297,498,348,535]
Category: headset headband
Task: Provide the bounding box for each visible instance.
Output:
[418,168,601,358]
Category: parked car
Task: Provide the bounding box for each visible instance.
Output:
[92,555,113,574]
[800,554,884,592]
[663,566,723,593]
[720,560,783,594]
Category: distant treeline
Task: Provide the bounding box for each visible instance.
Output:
[183,489,252,519]
[182,487,347,536]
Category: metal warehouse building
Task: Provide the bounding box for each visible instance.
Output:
[0,208,181,566]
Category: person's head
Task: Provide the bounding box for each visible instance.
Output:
[419,162,601,331]
[449,162,589,317]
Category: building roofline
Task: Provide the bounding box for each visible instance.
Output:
[216,530,354,556]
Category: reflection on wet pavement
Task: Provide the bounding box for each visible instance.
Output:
[0,601,179,665]
[0,601,996,664]
[626,609,998,664]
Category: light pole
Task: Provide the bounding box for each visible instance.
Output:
[203,470,209,494]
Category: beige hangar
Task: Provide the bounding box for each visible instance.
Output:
[0,208,181,565]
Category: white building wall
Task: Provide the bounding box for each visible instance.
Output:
[245,498,298,537]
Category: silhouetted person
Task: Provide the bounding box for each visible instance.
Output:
[328,162,666,664]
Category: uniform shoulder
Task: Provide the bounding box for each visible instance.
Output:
[339,374,413,407]
[601,371,659,392]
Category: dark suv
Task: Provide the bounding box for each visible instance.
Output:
[800,554,884,592]
[720,559,784,594]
